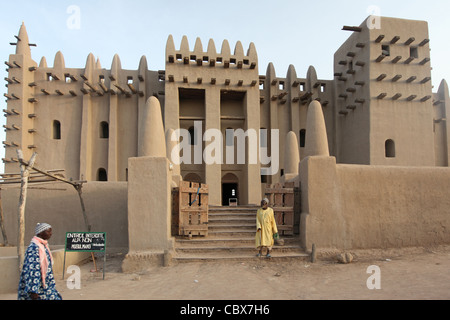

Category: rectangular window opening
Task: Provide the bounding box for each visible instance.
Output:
[410,46,419,59]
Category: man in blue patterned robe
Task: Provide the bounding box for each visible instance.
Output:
[17,223,62,300]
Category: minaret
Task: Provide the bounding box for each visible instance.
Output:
[4,23,37,171]
[304,100,329,157]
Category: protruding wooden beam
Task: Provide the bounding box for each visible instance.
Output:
[342,26,362,32]
[390,36,400,44]
[419,39,430,46]
[404,57,414,64]
[114,84,126,94]
[356,43,366,48]
[421,95,431,102]
[377,93,387,99]
[420,77,431,84]
[375,54,386,62]
[346,105,356,110]
[99,82,108,92]
[41,89,50,95]
[392,93,402,100]
[69,90,77,97]
[404,37,415,45]
[406,76,417,83]
[355,99,365,104]
[127,83,137,94]
[237,80,243,86]
[225,79,230,85]
[197,78,202,84]
[210,78,216,85]
[419,57,430,65]
[355,61,365,67]
[406,95,417,101]
[392,75,402,82]
[376,74,387,81]
[375,35,385,43]
[339,110,349,115]
[55,89,64,96]
[392,56,402,64]
[28,98,38,103]
[183,76,188,84]
[168,75,174,82]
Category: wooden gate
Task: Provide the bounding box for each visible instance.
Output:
[264,182,300,235]
[172,181,209,236]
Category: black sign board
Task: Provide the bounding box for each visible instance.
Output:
[65,232,106,252]
[63,232,107,280]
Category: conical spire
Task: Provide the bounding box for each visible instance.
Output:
[39,56,48,68]
[138,97,166,157]
[16,22,31,56]
[304,100,329,157]
[284,131,300,175]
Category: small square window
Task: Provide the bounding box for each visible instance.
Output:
[410,46,419,59]
[382,45,390,56]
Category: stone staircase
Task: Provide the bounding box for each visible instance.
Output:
[173,205,310,263]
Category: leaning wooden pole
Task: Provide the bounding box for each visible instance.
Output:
[74,183,91,232]
[17,150,37,271]
[0,189,8,246]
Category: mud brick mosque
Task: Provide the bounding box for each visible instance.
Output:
[1,15,449,270]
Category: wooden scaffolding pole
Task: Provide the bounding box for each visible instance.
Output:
[17,150,37,271]
[0,189,8,246]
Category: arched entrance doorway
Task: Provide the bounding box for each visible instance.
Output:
[183,173,203,184]
[222,173,239,206]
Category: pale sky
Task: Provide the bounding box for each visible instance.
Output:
[1,0,449,165]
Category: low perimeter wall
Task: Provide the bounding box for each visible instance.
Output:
[300,156,450,250]
[1,181,128,249]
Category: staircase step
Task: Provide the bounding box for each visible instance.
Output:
[173,206,305,263]
[173,251,310,263]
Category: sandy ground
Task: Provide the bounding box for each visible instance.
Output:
[2,244,450,302]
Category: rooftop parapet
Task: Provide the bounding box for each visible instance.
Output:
[166,35,257,70]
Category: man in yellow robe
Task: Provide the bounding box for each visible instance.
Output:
[255,198,278,258]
